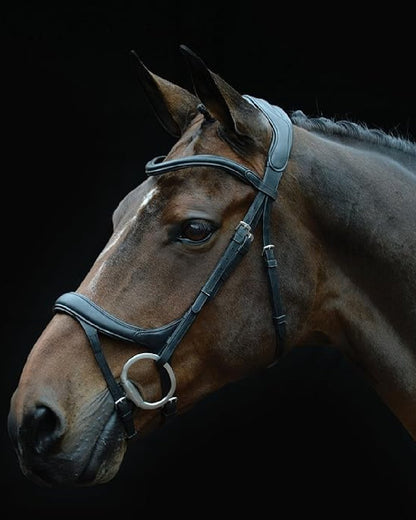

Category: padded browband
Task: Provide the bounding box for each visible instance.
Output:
[54,292,180,351]
[145,95,293,200]
[146,155,276,197]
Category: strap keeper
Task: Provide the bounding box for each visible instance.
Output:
[265,258,277,268]
[274,314,286,326]
[273,314,287,342]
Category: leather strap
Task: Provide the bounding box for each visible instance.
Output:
[78,321,137,439]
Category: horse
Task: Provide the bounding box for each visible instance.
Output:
[8,45,416,487]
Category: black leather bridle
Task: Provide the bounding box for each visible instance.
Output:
[53,95,293,439]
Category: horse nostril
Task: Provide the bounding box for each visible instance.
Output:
[20,405,64,456]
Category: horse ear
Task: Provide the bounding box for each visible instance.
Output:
[179,45,268,148]
[130,50,199,137]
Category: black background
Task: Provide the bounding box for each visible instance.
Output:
[3,2,416,519]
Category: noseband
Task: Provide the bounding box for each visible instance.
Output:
[53,96,293,439]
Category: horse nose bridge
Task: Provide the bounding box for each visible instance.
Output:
[9,313,100,439]
[20,312,99,388]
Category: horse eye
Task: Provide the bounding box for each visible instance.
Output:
[179,219,216,243]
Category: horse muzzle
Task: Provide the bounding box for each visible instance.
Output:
[8,388,127,487]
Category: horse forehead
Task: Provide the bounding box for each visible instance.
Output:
[115,165,232,233]
[113,177,159,224]
[118,118,259,222]
[156,127,264,199]
[137,182,159,212]
[169,119,253,163]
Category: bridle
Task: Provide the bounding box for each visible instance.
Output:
[53,95,293,439]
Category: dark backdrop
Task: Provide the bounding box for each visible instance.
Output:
[3,3,416,519]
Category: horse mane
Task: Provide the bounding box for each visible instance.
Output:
[290,109,416,158]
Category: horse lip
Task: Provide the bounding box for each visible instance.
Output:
[10,410,126,487]
[77,410,126,485]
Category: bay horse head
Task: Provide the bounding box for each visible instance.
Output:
[8,46,416,486]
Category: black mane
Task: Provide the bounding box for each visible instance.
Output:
[290,110,416,158]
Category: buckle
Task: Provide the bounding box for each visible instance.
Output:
[262,244,275,255]
[234,221,254,249]
[114,395,128,408]
[236,220,252,232]
[162,396,178,417]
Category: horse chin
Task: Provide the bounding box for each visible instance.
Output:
[76,412,128,486]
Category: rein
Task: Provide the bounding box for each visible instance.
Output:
[53,95,293,439]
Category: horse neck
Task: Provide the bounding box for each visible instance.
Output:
[286,126,416,433]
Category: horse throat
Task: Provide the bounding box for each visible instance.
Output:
[292,129,416,437]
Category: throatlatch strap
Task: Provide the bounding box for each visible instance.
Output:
[262,198,286,359]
